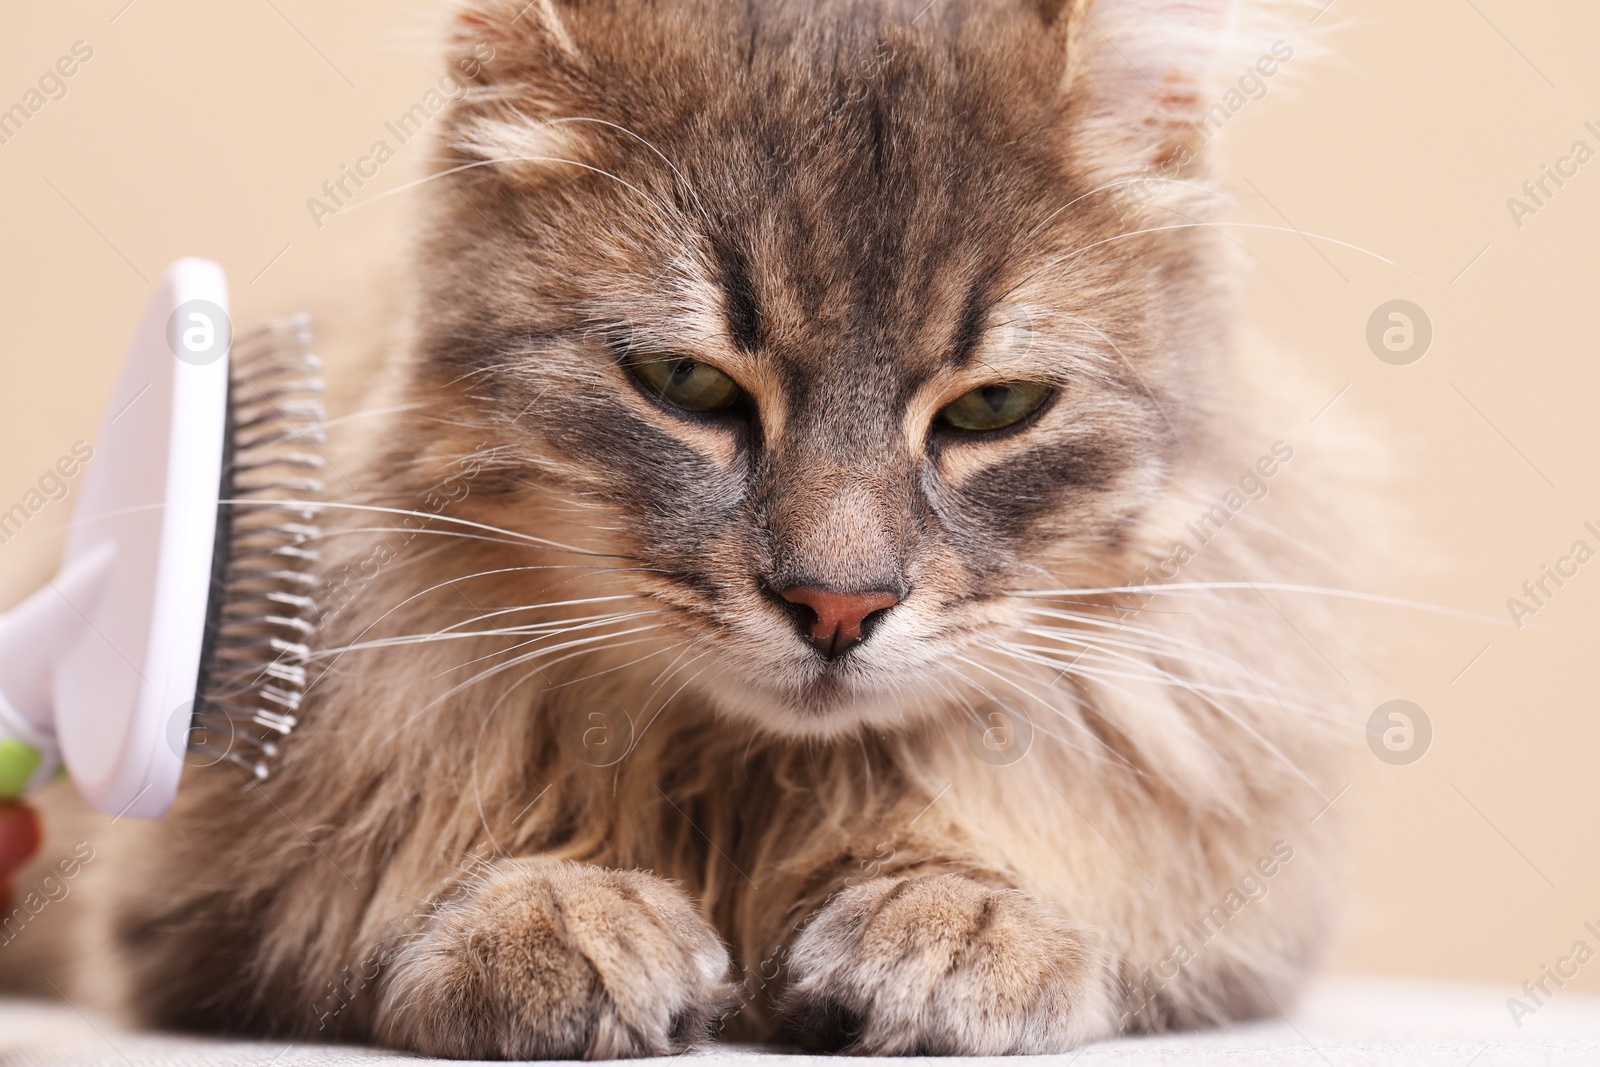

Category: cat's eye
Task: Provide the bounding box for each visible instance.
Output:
[938,382,1052,432]
[627,353,743,413]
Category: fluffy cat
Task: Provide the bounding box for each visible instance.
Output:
[50,0,1364,1058]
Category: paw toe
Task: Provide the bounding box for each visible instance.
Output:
[378,860,732,1059]
[779,875,1108,1055]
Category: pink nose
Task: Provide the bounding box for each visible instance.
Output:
[778,586,901,660]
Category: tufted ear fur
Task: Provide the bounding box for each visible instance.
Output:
[1056,0,1309,182]
[438,0,1308,194]
[437,0,591,177]
[450,0,581,82]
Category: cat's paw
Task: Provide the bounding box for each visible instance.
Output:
[778,874,1112,1055]
[376,859,733,1059]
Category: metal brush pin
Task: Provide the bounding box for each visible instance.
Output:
[192,316,326,781]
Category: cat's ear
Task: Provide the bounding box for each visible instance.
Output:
[447,0,582,87]
[438,0,589,173]
[1055,0,1265,179]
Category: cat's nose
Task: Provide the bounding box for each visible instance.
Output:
[776,585,901,660]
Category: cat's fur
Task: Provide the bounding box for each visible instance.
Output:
[26,0,1364,1057]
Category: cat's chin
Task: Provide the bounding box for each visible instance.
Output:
[695,663,941,740]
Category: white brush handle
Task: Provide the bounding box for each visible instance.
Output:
[0,544,116,797]
[0,259,230,816]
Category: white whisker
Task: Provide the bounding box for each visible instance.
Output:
[335,153,671,219]
[1005,639,1329,720]
[435,624,667,682]
[948,654,1132,769]
[316,607,663,658]
[243,499,627,560]
[1010,581,1593,630]
[988,639,1326,794]
[1038,221,1416,280]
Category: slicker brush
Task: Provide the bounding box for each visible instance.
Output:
[0,260,328,817]
[191,315,326,782]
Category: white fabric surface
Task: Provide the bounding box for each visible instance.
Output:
[1,977,1597,1066]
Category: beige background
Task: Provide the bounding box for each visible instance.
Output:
[2,0,1597,1003]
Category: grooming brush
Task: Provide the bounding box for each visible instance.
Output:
[0,259,326,818]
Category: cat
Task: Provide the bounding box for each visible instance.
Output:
[76,0,1364,1058]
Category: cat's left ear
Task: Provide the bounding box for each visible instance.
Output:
[1051,0,1273,180]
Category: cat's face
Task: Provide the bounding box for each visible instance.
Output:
[411,0,1230,735]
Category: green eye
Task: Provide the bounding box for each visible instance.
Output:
[938,382,1052,432]
[628,353,743,413]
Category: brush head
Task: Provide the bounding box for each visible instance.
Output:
[188,317,325,782]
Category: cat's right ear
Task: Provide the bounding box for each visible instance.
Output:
[448,0,582,87]
[439,0,591,176]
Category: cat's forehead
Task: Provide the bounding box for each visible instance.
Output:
[450,0,1119,395]
[645,69,1066,381]
[628,217,1045,402]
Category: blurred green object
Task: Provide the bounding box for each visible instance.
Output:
[0,739,41,800]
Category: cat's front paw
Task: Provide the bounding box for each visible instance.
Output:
[779,874,1112,1055]
[376,859,732,1059]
